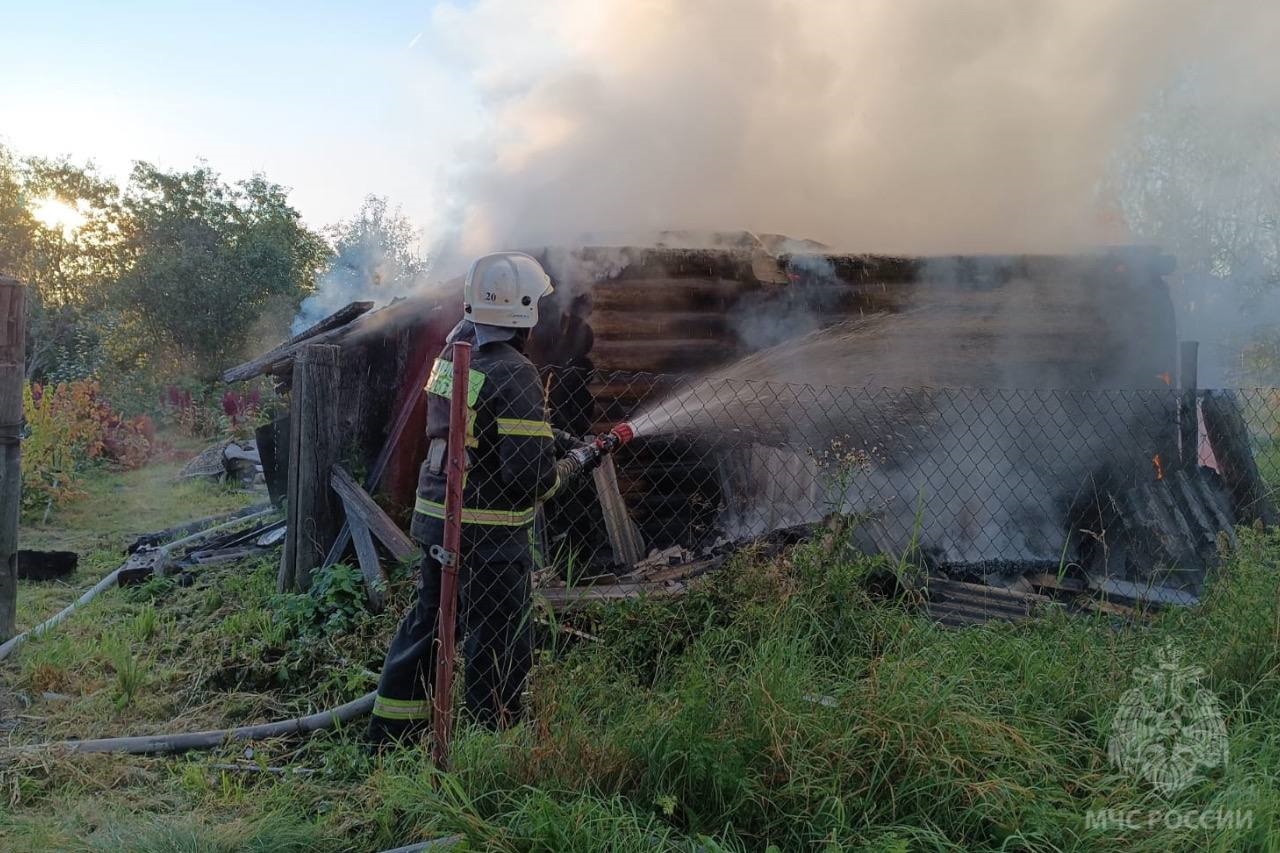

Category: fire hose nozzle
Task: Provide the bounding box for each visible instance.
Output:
[561,422,636,482]
[594,421,636,455]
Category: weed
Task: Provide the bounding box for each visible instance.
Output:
[131,603,159,641]
[308,562,368,633]
[124,575,178,605]
[102,636,146,710]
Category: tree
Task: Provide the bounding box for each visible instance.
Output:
[1110,76,1280,383]
[293,195,427,332]
[0,146,34,280]
[0,144,126,380]
[113,163,329,379]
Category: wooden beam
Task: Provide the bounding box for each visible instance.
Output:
[1203,390,1278,526]
[347,515,387,612]
[330,464,419,563]
[223,301,372,383]
[0,277,24,641]
[278,345,344,592]
[538,555,722,610]
[592,455,644,567]
[538,581,675,609]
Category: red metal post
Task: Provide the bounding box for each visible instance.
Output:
[431,340,471,768]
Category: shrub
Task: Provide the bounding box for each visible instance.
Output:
[160,381,267,439]
[22,379,155,512]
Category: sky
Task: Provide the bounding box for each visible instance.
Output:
[0,1,480,232]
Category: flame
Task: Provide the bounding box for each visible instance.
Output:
[1157,371,1172,386]
[1152,453,1164,480]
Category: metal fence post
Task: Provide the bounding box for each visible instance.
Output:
[432,340,471,769]
[1180,340,1199,469]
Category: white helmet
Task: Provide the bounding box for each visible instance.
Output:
[463,251,554,329]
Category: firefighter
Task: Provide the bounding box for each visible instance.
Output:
[368,251,598,746]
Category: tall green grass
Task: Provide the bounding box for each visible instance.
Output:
[369,530,1280,850]
[5,530,1280,851]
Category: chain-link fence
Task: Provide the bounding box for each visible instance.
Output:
[407,364,1280,741]
[531,371,1275,594]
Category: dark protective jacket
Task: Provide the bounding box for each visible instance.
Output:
[410,321,560,561]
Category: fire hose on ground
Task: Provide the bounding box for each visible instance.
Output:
[18,692,376,756]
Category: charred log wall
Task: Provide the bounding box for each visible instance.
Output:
[525,248,1180,558]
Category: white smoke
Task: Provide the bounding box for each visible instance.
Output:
[421,0,1279,263]
[293,195,432,334]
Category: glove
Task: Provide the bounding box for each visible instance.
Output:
[554,444,602,485]
[552,428,585,456]
[568,443,603,474]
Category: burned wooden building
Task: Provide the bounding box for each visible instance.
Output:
[226,234,1273,613]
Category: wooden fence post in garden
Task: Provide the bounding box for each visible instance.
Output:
[0,276,26,642]
[278,344,343,593]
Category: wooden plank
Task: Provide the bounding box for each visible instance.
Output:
[0,277,23,641]
[321,348,436,568]
[633,555,725,585]
[330,464,419,562]
[1023,572,1087,593]
[223,302,372,383]
[538,558,723,610]
[1203,390,1278,525]
[187,547,258,566]
[591,455,643,567]
[347,514,387,612]
[538,582,665,608]
[278,345,343,592]
[926,578,1053,604]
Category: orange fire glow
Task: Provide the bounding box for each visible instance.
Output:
[1157,372,1172,386]
[1152,453,1164,480]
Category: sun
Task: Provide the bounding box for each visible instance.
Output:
[30,196,88,235]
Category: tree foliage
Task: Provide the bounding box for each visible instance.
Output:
[0,145,330,386]
[1111,75,1280,382]
[114,163,330,379]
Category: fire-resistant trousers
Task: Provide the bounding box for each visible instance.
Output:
[367,539,533,744]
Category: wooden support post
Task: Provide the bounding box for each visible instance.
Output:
[1179,340,1199,469]
[592,455,644,567]
[0,277,24,641]
[330,464,420,611]
[278,344,343,592]
[1202,389,1278,527]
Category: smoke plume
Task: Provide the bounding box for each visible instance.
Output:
[426,0,1276,262]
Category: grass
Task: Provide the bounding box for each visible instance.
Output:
[3,463,1280,850]
[1257,439,1280,495]
[15,441,258,633]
